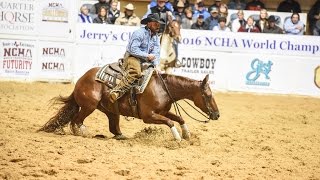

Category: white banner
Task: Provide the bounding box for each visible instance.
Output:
[76,23,139,45]
[38,0,72,37]
[36,41,72,81]
[0,0,36,35]
[0,39,36,79]
[179,29,320,57]
[172,50,320,96]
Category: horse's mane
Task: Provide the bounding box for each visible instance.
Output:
[158,74,200,90]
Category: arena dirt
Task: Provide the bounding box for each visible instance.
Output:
[0,81,319,179]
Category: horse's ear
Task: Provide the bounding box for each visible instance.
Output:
[167,11,173,22]
[201,74,209,87]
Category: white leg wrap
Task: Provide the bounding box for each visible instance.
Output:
[170,126,181,142]
[180,124,191,140]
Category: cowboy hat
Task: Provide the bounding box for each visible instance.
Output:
[141,13,165,24]
[124,3,135,10]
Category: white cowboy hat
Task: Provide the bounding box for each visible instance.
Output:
[124,3,135,10]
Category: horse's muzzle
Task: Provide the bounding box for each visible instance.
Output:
[210,111,220,120]
[176,35,182,43]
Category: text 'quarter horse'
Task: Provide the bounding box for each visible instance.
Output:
[159,14,182,74]
[38,67,219,141]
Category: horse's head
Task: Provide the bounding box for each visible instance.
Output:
[195,75,220,120]
[166,13,182,43]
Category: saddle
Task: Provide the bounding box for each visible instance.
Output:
[95,59,154,93]
[95,59,154,118]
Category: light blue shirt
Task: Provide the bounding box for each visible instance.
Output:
[283,18,305,35]
[126,27,161,66]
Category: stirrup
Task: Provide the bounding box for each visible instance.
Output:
[109,91,120,103]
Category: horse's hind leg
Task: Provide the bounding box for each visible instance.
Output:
[165,112,190,140]
[70,106,95,136]
[105,112,126,140]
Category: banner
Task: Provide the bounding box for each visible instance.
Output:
[36,41,72,81]
[0,39,36,78]
[38,0,72,37]
[172,50,320,96]
[0,0,36,35]
[179,29,320,57]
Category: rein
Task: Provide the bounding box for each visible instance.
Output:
[158,73,211,123]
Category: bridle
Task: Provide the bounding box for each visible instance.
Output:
[158,73,216,123]
[200,84,216,120]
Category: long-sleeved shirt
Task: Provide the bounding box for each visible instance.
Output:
[283,18,305,35]
[126,27,161,66]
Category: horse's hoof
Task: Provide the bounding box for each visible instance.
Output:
[113,134,127,140]
[53,128,66,135]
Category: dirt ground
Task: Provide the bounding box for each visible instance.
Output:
[0,81,319,179]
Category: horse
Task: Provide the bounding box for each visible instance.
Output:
[159,13,182,74]
[38,69,220,141]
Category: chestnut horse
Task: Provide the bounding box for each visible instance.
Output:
[38,68,220,141]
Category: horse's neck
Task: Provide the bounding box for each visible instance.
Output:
[164,75,199,101]
[160,33,174,58]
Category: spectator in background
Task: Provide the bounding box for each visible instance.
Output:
[219,3,229,18]
[114,3,140,26]
[173,0,190,12]
[193,2,210,19]
[108,0,120,24]
[228,0,246,10]
[213,16,231,31]
[277,0,301,13]
[283,12,305,35]
[263,15,283,34]
[208,0,222,13]
[93,6,111,24]
[173,1,186,24]
[231,9,246,32]
[313,21,320,35]
[144,0,174,34]
[149,0,174,12]
[181,7,195,29]
[245,0,265,11]
[191,14,208,29]
[78,5,93,23]
[91,0,110,14]
[307,0,320,35]
[256,9,268,32]
[204,6,220,30]
[238,16,260,32]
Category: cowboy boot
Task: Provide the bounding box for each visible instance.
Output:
[109,80,131,103]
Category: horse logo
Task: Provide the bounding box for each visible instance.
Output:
[246,58,273,86]
[315,66,320,89]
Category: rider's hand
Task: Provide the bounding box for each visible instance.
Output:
[147,54,156,61]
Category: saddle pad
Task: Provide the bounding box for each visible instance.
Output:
[95,64,154,94]
[136,68,154,94]
[95,64,110,83]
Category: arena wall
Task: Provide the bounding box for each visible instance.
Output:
[0,0,319,97]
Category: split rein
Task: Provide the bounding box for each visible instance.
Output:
[158,73,211,123]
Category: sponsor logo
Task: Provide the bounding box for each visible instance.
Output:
[246,58,273,86]
[314,66,320,89]
[42,2,68,23]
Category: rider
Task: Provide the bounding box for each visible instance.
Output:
[108,13,164,103]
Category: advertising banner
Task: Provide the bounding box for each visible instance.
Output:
[36,41,72,81]
[0,39,36,79]
[73,43,125,81]
[38,0,72,37]
[173,50,320,96]
[0,0,36,35]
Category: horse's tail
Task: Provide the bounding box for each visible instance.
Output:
[38,92,79,133]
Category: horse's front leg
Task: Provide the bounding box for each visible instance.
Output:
[142,113,182,142]
[165,112,191,140]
